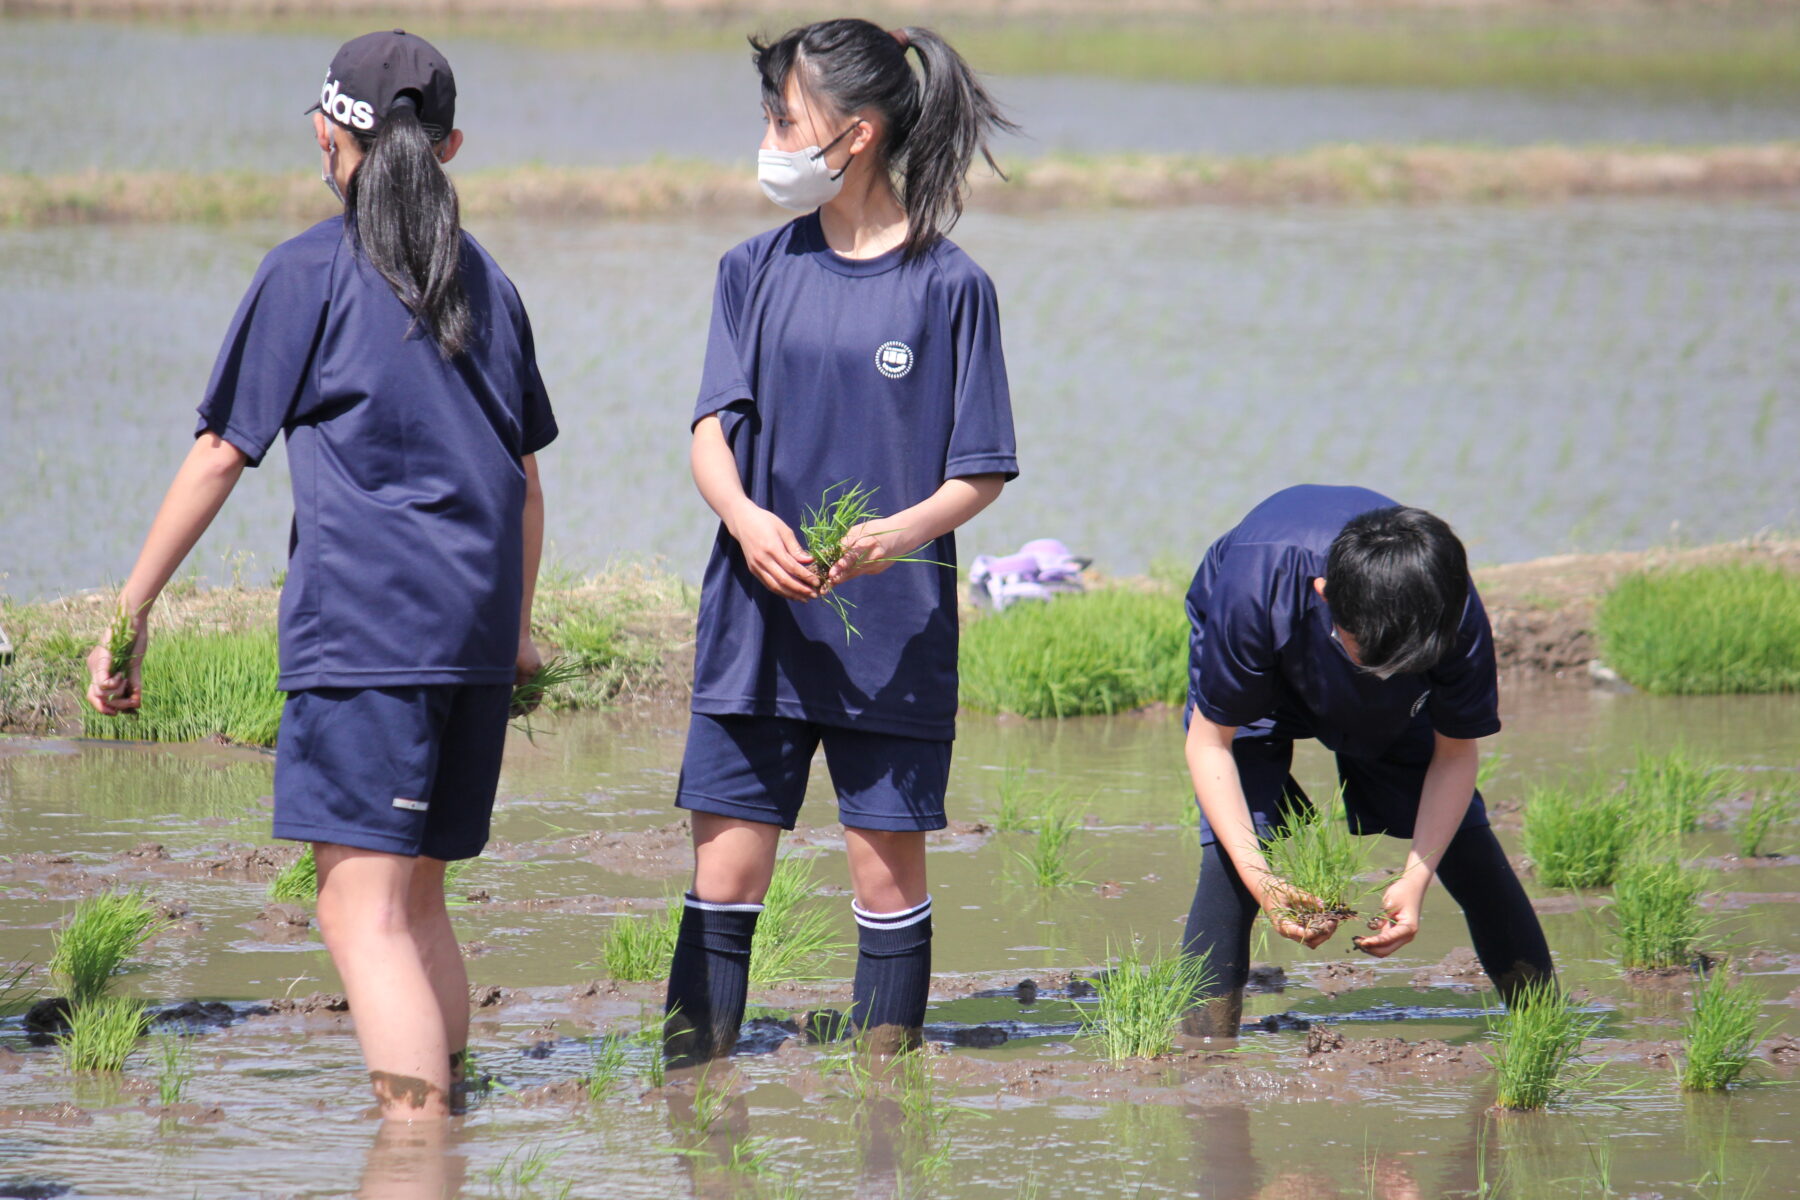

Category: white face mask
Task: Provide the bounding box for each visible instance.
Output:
[757,122,858,212]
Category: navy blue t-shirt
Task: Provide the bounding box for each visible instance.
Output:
[690,214,1018,740]
[196,216,558,692]
[1186,485,1500,759]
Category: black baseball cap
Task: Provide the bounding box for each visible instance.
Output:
[307,29,456,141]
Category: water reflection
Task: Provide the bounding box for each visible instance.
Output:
[355,1118,467,1200]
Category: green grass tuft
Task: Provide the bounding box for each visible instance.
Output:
[1596,565,1800,695]
[1081,942,1213,1062]
[80,629,282,745]
[960,589,1186,718]
[1612,858,1708,972]
[1258,788,1380,927]
[1733,783,1797,859]
[600,898,681,983]
[1521,782,1636,889]
[1680,967,1765,1092]
[1627,747,1726,837]
[49,891,169,1006]
[1487,979,1602,1111]
[749,856,851,987]
[56,995,149,1072]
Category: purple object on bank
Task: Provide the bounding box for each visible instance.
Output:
[969,538,1091,610]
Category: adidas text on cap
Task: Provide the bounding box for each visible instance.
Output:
[308,29,456,141]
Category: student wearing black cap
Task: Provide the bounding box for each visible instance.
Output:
[86,30,557,1117]
[1178,486,1553,1037]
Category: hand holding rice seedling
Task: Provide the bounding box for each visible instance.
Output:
[88,597,151,713]
[1255,789,1383,944]
[800,481,946,642]
[509,655,587,742]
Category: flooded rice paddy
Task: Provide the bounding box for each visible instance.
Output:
[0,683,1796,1198]
[6,20,1800,176]
[5,201,1799,601]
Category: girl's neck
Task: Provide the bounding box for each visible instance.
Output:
[818,167,908,260]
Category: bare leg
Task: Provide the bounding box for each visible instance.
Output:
[405,857,469,1080]
[315,844,451,1118]
[691,812,782,903]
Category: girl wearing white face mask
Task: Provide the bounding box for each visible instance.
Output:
[664,18,1018,1065]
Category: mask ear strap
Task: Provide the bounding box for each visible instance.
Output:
[813,119,864,180]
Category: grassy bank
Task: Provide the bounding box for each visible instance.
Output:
[8,144,1800,227]
[8,6,1800,95]
[1597,564,1800,694]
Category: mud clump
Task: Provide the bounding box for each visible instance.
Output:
[22,999,72,1037]
[261,992,348,1016]
[1304,1027,1484,1073]
[1312,961,1376,995]
[1246,964,1288,993]
[1411,947,1491,991]
[249,903,311,942]
[1765,1034,1800,1065]
[152,1000,244,1030]
[470,985,512,1009]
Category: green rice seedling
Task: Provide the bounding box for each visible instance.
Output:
[56,995,149,1072]
[1628,747,1726,837]
[0,958,38,1019]
[1081,941,1213,1062]
[152,1028,194,1106]
[1520,781,1635,889]
[1596,564,1800,695]
[1257,788,1380,933]
[1680,966,1765,1091]
[800,481,946,643]
[1012,806,1089,889]
[49,891,169,1006]
[602,899,681,982]
[103,599,150,694]
[482,1143,574,1200]
[1732,784,1797,858]
[508,655,588,743]
[633,1013,669,1089]
[961,588,1188,718]
[749,856,850,986]
[80,628,282,745]
[1486,979,1602,1111]
[1613,858,1708,971]
[581,1032,631,1100]
[267,846,318,903]
[1475,752,1503,793]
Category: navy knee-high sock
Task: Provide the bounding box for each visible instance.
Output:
[663,893,761,1066]
[850,897,933,1035]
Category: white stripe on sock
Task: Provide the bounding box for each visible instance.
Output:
[852,895,933,930]
[684,893,765,913]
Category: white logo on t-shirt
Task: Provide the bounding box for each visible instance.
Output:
[1410,690,1431,718]
[875,340,914,379]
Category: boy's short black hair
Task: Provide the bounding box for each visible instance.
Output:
[1323,505,1469,678]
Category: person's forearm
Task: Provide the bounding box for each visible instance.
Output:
[519,455,544,641]
[690,415,753,532]
[119,435,247,614]
[874,474,1006,556]
[1186,717,1271,895]
[1403,735,1480,894]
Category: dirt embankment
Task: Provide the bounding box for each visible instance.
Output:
[9,144,1800,229]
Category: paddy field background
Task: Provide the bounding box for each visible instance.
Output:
[1,5,1798,1199]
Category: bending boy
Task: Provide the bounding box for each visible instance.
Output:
[1180,485,1552,1036]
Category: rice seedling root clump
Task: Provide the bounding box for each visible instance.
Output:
[1258,790,1381,936]
[49,891,171,1006]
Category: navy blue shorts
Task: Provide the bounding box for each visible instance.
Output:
[273,684,512,860]
[675,713,951,833]
[1196,713,1490,845]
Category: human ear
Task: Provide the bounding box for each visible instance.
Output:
[1312,577,1328,602]
[437,129,463,165]
[312,112,332,152]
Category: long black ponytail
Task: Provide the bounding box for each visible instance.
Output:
[342,99,473,358]
[752,18,1017,259]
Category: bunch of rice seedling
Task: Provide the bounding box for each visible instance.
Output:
[1612,858,1708,971]
[152,1028,194,1105]
[1733,784,1797,858]
[80,629,282,746]
[800,481,945,643]
[1520,782,1635,889]
[960,589,1188,718]
[1257,789,1380,934]
[1486,979,1601,1111]
[1596,564,1800,695]
[601,898,681,982]
[49,891,169,1005]
[1080,941,1213,1062]
[1627,747,1726,837]
[1679,966,1766,1091]
[57,995,149,1072]
[750,856,850,986]
[508,655,588,742]
[1011,806,1090,889]
[268,846,318,903]
[102,599,149,698]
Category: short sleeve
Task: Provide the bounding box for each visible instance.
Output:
[1187,548,1280,728]
[512,292,558,456]
[692,249,755,435]
[942,267,1018,481]
[194,246,328,467]
[1426,586,1502,740]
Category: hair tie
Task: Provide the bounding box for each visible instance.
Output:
[890,28,911,50]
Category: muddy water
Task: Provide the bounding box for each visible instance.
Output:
[5,201,1799,602]
[6,20,1799,176]
[0,684,1796,1198]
